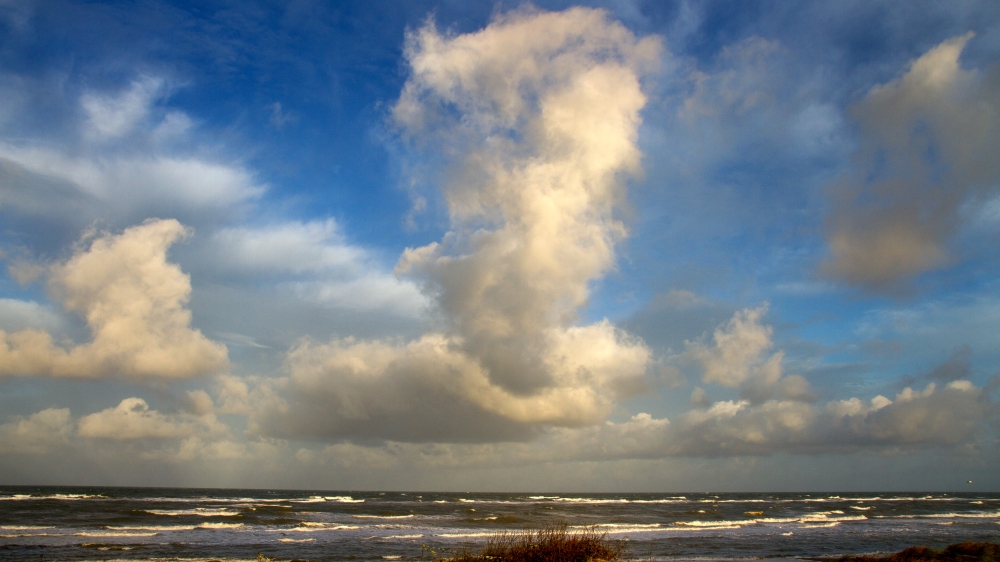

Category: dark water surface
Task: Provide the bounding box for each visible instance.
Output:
[1,487,998,561]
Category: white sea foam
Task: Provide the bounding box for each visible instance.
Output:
[292,495,363,503]
[676,520,750,528]
[629,499,689,504]
[592,523,663,529]
[384,534,424,539]
[272,524,360,532]
[0,493,106,501]
[881,511,1000,519]
[327,496,364,503]
[278,538,315,543]
[801,514,867,523]
[107,525,198,531]
[383,556,403,559]
[74,531,159,537]
[709,499,768,504]
[145,508,241,516]
[353,514,414,519]
[550,498,630,504]
[584,523,670,534]
[198,522,244,529]
[0,525,53,530]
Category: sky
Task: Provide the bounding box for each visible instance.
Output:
[0,0,999,492]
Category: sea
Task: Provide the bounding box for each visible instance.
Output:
[1,487,998,562]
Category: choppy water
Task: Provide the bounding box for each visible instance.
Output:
[1,487,998,561]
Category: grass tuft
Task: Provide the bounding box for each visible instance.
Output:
[443,524,628,562]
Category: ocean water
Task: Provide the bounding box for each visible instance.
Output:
[1,487,998,562]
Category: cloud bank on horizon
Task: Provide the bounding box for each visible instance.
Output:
[0,1,998,491]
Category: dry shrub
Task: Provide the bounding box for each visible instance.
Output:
[446,524,627,562]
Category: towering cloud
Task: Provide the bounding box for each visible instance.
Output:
[256,7,659,442]
[0,219,228,379]
[822,33,1000,290]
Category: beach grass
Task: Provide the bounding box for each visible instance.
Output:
[440,524,628,562]
[836,542,1000,562]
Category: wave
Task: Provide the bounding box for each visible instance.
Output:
[528,497,688,505]
[0,493,106,501]
[270,524,360,532]
[592,523,664,529]
[278,538,315,543]
[81,543,137,550]
[676,520,749,528]
[383,534,424,539]
[292,495,364,503]
[795,514,866,523]
[549,498,631,504]
[74,531,159,537]
[629,499,689,504]
[144,508,242,516]
[878,511,1000,519]
[354,514,415,519]
[107,525,198,531]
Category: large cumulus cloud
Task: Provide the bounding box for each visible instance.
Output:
[254,7,660,443]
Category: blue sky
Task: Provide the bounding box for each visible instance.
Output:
[1,0,999,491]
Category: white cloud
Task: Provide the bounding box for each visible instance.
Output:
[822,33,1000,290]
[0,397,268,463]
[202,220,428,316]
[256,7,659,442]
[0,144,264,211]
[0,298,62,333]
[289,374,993,467]
[0,75,264,239]
[81,77,163,140]
[256,322,649,442]
[685,305,774,387]
[77,397,226,440]
[0,219,228,379]
[0,408,73,454]
[682,305,814,404]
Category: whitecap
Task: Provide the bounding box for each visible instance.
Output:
[74,531,159,537]
[145,508,241,517]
